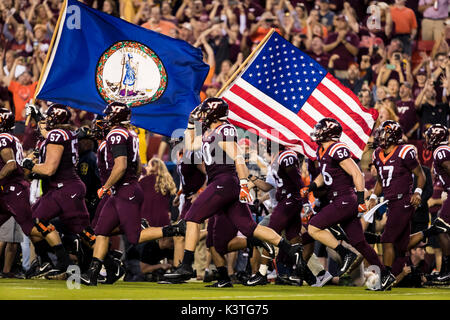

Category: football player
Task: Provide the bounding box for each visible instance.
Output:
[302,118,395,291]
[164,97,306,282]
[22,104,91,279]
[369,120,426,278]
[243,145,306,286]
[424,124,450,282]
[81,102,184,286]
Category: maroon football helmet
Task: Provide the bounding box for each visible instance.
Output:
[424,124,449,151]
[45,104,71,130]
[310,118,343,143]
[378,120,403,149]
[0,108,15,133]
[103,101,131,127]
[198,97,229,128]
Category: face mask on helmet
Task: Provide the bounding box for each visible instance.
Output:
[424,124,449,150]
[310,118,342,143]
[103,102,131,128]
[198,98,229,128]
[45,104,71,130]
[378,121,402,149]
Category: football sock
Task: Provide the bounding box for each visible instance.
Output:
[34,240,52,264]
[259,264,268,276]
[52,244,71,267]
[182,250,195,265]
[334,244,348,258]
[103,252,116,271]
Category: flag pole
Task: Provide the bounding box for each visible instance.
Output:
[215,28,275,97]
[25,0,67,126]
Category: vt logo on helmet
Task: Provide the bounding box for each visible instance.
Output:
[310,118,343,143]
[103,101,131,128]
[424,124,449,151]
[378,120,403,149]
[45,104,71,130]
[198,97,229,128]
[0,108,15,133]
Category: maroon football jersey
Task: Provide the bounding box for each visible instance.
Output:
[0,133,24,186]
[372,144,420,200]
[432,145,450,192]
[177,150,206,196]
[272,150,304,201]
[41,128,80,186]
[96,140,112,185]
[202,122,238,182]
[105,126,140,185]
[317,142,354,200]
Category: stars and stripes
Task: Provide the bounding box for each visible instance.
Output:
[219,31,378,160]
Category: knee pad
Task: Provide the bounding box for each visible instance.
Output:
[34,219,55,237]
[79,226,96,247]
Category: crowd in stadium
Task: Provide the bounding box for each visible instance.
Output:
[0,0,449,291]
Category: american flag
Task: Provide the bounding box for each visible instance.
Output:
[219,31,378,160]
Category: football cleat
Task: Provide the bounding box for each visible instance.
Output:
[104,260,125,285]
[336,249,357,277]
[329,225,348,241]
[289,243,307,280]
[433,218,450,234]
[244,272,268,286]
[80,259,103,286]
[163,263,194,281]
[377,270,396,291]
[25,260,53,279]
[141,218,150,230]
[311,270,333,287]
[205,279,233,288]
[97,274,107,284]
[45,268,68,280]
[436,271,450,283]
[259,241,276,259]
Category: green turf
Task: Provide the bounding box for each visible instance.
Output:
[0,279,450,300]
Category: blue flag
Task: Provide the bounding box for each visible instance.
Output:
[36,0,209,136]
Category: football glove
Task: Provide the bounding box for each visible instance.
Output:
[25,103,43,122]
[239,180,253,204]
[22,158,35,171]
[97,186,111,199]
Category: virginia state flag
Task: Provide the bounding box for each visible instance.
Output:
[36,0,209,136]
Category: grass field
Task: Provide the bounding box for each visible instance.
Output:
[1,279,450,300]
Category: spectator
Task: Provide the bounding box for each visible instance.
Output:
[396,82,420,140]
[329,57,373,95]
[389,0,417,56]
[418,0,449,41]
[250,11,282,44]
[412,67,428,99]
[323,14,359,79]
[141,5,177,37]
[304,36,330,68]
[102,0,119,18]
[359,89,374,109]
[395,243,432,288]
[317,0,335,31]
[1,56,38,122]
[415,79,450,133]
[139,157,177,231]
